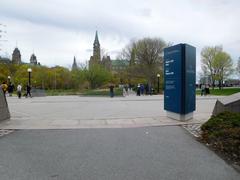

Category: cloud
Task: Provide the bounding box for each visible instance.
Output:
[0,0,239,73]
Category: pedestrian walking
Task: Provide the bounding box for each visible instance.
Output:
[137,84,141,96]
[8,83,14,96]
[124,84,129,96]
[25,84,32,98]
[145,83,149,95]
[140,84,144,95]
[205,84,210,95]
[201,84,206,96]
[109,84,114,98]
[17,84,22,99]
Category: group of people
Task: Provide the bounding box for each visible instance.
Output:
[136,84,154,96]
[123,84,133,96]
[1,82,32,98]
[200,84,210,96]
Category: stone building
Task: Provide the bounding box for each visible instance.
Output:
[12,47,21,64]
[111,60,129,72]
[88,31,131,72]
[89,31,101,68]
[102,56,112,71]
[89,31,112,70]
[30,53,37,65]
[72,56,78,71]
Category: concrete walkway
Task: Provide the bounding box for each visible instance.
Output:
[0,95,219,129]
[0,127,239,180]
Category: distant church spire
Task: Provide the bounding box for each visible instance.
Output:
[94,31,100,45]
[93,30,101,62]
[72,56,78,71]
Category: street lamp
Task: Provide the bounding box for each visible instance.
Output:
[27,68,32,86]
[7,76,11,84]
[157,74,160,94]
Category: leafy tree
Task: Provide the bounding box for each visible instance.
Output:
[201,46,222,89]
[86,64,112,89]
[237,57,240,79]
[14,64,30,88]
[0,63,11,83]
[213,51,233,89]
[71,68,87,89]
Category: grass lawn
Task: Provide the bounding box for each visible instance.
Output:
[45,88,123,96]
[82,88,123,96]
[46,89,82,96]
[196,87,240,96]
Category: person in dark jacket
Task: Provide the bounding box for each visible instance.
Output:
[8,83,14,96]
[109,85,114,98]
[140,84,144,95]
[137,84,141,96]
[26,84,32,98]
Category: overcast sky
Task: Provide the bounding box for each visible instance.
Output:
[0,0,239,73]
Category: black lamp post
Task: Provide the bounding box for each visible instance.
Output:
[27,68,32,86]
[7,76,11,84]
[157,74,160,94]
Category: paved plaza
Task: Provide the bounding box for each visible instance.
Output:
[0,95,239,179]
[0,127,239,180]
[1,95,218,129]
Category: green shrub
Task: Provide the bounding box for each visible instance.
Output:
[201,111,240,133]
[201,111,240,164]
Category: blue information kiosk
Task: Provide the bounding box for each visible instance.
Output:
[164,44,196,121]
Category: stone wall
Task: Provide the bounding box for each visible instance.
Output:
[212,92,240,115]
[0,87,10,121]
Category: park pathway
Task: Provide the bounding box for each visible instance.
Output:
[0,126,239,180]
[0,95,218,129]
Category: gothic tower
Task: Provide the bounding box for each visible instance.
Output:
[72,56,78,71]
[12,47,21,64]
[89,31,101,69]
[30,53,37,65]
[93,31,101,62]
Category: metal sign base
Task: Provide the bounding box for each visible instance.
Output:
[166,111,193,121]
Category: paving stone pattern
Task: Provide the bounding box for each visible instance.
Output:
[0,129,14,137]
[182,123,202,138]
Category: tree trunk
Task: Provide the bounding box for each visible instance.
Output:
[218,80,222,90]
[212,79,215,90]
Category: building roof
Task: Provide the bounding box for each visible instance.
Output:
[111,59,129,66]
[30,53,36,59]
[13,47,21,54]
[0,57,11,64]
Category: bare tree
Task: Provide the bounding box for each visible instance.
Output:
[120,37,167,86]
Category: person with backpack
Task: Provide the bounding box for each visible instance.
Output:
[1,82,8,96]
